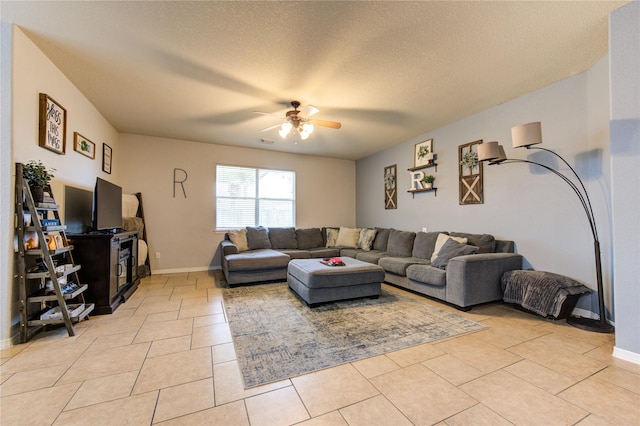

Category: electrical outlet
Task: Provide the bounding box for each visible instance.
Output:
[422,227,427,233]
[155,252,161,259]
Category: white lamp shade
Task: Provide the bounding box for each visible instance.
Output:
[478,141,501,161]
[512,121,542,148]
[493,145,507,163]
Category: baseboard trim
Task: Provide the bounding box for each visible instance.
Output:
[151,266,221,275]
[613,346,640,365]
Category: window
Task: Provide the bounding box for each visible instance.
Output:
[216,165,295,229]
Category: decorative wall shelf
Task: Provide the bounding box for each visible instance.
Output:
[407,187,437,198]
[407,162,438,173]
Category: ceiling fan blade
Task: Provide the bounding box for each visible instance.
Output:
[259,123,282,132]
[300,105,319,118]
[310,119,342,129]
[253,111,283,119]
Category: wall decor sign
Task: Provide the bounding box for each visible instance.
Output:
[384,164,397,209]
[73,132,96,159]
[38,93,67,154]
[102,143,112,174]
[458,140,483,205]
[413,139,434,168]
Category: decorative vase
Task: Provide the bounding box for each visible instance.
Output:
[30,186,44,204]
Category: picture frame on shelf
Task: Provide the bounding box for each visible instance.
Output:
[38,93,67,155]
[102,143,112,174]
[413,139,433,168]
[73,132,96,159]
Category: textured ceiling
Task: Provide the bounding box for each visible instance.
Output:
[1,1,628,160]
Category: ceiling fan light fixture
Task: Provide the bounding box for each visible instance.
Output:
[279,122,292,138]
[299,130,310,140]
[302,122,314,134]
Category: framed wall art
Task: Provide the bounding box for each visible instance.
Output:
[73,132,96,159]
[384,164,397,209]
[413,139,433,168]
[102,143,112,174]
[458,140,483,205]
[38,93,67,154]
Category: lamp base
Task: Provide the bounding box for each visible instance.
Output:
[566,316,614,334]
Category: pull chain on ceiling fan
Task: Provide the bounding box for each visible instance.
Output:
[255,101,342,141]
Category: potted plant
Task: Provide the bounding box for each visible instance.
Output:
[422,174,435,189]
[22,160,55,203]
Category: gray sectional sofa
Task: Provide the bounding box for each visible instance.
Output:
[220,226,523,310]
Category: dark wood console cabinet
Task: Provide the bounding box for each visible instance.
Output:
[67,231,139,314]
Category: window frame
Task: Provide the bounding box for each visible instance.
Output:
[215,164,296,230]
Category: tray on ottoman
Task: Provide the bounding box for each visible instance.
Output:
[288,257,385,307]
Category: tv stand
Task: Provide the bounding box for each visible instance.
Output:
[67,231,139,314]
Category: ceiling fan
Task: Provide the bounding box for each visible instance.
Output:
[255,101,342,140]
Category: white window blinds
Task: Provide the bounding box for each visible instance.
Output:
[216,165,295,229]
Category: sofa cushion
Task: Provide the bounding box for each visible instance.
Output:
[431,239,479,269]
[278,249,311,260]
[227,229,249,252]
[412,231,445,259]
[373,228,391,251]
[325,227,339,247]
[406,264,447,287]
[450,232,496,254]
[246,226,272,250]
[307,247,341,258]
[296,228,324,249]
[355,250,389,264]
[335,227,361,248]
[269,227,298,249]
[358,228,378,251]
[431,233,468,261]
[225,249,289,271]
[386,229,416,257]
[379,256,428,276]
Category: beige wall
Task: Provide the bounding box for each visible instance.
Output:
[119,134,356,273]
[1,26,119,346]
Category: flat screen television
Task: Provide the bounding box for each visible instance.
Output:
[64,186,93,234]
[94,177,122,232]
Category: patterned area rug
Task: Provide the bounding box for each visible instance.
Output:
[223,282,486,388]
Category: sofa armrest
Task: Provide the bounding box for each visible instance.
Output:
[446,253,523,308]
[220,240,239,256]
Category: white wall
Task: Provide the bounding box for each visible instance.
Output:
[119,134,356,273]
[356,57,612,319]
[1,27,119,347]
[610,1,640,361]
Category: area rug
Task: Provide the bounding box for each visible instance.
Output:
[222,282,486,388]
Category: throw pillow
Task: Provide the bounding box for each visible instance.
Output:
[431,233,468,262]
[246,226,271,250]
[296,228,324,249]
[358,228,378,251]
[228,229,248,252]
[431,239,479,269]
[335,227,361,248]
[450,232,496,254]
[387,229,416,257]
[325,227,339,247]
[268,227,297,249]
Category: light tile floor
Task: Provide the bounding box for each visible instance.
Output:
[1,271,638,425]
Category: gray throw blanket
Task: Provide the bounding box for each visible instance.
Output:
[502,270,591,318]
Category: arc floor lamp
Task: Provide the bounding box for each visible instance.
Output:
[478,122,614,333]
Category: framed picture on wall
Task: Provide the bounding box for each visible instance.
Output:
[73,132,96,159]
[38,93,67,155]
[413,139,433,168]
[102,143,112,174]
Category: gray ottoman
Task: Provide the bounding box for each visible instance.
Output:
[287,257,385,307]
